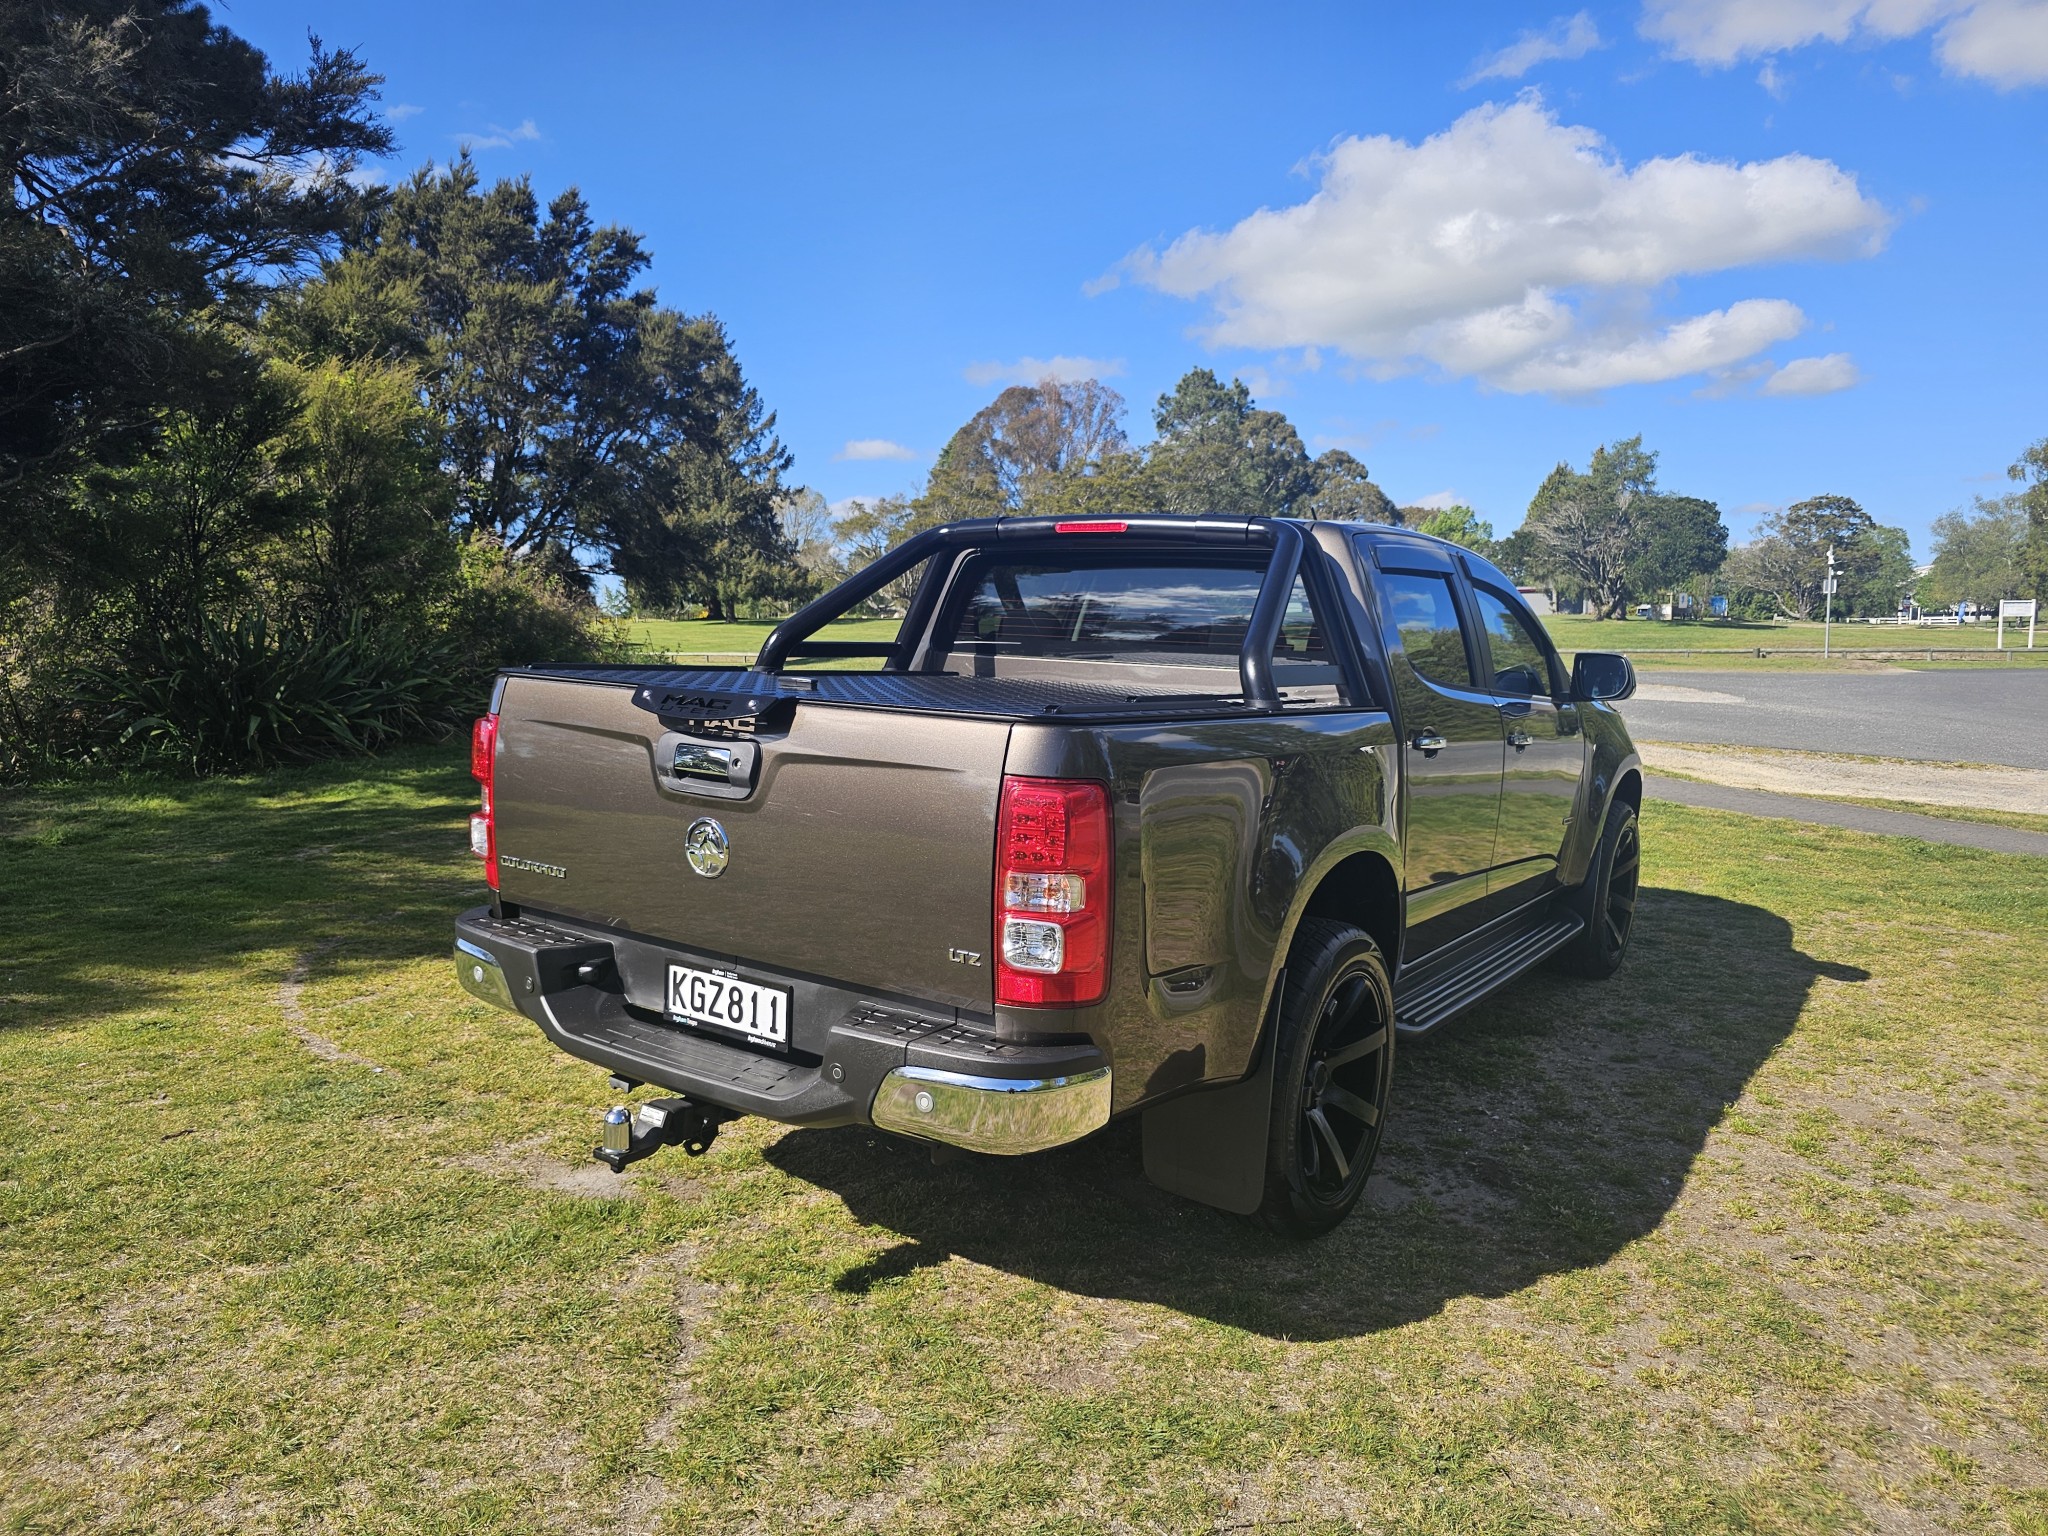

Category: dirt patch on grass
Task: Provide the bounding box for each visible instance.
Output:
[1639,742,2048,813]
[455,1134,642,1198]
[276,944,391,1072]
[613,1244,723,1536]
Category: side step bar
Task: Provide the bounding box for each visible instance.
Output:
[1393,909,1584,1039]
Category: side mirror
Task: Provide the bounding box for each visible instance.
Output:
[1572,651,1636,702]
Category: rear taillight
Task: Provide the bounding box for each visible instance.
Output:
[995,776,1111,1006]
[470,714,498,889]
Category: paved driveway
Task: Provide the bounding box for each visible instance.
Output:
[1614,668,2048,770]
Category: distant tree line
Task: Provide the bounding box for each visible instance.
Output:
[1,2,798,777]
[818,368,2047,628]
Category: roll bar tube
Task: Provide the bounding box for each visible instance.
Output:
[1237,519,1303,712]
[753,522,967,674]
[753,515,1308,714]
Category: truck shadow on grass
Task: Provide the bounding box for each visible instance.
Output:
[766,887,1867,1340]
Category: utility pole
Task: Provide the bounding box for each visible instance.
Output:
[1822,544,1838,658]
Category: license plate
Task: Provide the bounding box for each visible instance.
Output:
[665,963,790,1048]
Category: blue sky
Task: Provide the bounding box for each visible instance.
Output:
[232,0,2048,556]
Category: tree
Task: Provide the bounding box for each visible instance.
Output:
[2013,436,2048,602]
[776,488,843,586]
[53,369,304,637]
[1487,526,1544,585]
[2,1,389,584]
[271,356,456,625]
[1723,533,1805,619]
[622,359,796,619]
[832,495,927,610]
[1513,438,1727,617]
[1857,523,1916,618]
[285,159,793,609]
[1412,505,1495,550]
[919,378,1128,523]
[1757,494,1877,618]
[1635,495,1729,596]
[1302,449,1399,523]
[1521,438,1657,618]
[1144,369,1318,518]
[1927,499,2029,609]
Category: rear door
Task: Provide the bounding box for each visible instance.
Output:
[1468,577,1585,905]
[1363,546,1506,955]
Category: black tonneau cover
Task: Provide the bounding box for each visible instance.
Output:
[505,663,1277,724]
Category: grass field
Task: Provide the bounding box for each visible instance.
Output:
[617,613,2045,672]
[4,752,2046,1534]
[623,617,899,658]
[1541,614,2046,669]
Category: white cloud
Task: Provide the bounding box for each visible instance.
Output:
[835,438,917,462]
[1757,58,1790,94]
[1759,351,1863,394]
[458,118,542,151]
[1641,0,2048,87]
[1412,490,1465,511]
[1461,12,1605,84]
[1495,300,1809,393]
[1694,358,1778,396]
[387,103,424,121]
[962,355,1126,386]
[1127,98,1888,396]
[1934,0,2048,85]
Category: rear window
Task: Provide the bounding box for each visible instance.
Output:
[942,555,1328,662]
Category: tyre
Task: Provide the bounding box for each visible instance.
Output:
[1256,919,1397,1238]
[1550,797,1641,980]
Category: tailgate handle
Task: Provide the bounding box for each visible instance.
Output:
[672,743,733,783]
[655,732,758,799]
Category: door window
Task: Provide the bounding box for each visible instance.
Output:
[1377,572,1473,688]
[1473,586,1556,697]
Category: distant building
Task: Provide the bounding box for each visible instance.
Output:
[1517,585,1554,616]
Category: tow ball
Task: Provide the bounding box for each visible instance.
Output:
[594,1095,730,1172]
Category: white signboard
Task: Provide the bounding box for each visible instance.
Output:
[1997,597,2037,650]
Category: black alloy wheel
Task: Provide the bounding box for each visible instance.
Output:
[1258,919,1397,1237]
[1600,812,1641,955]
[1552,798,1640,979]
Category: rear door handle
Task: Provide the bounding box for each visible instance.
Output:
[1411,731,1448,756]
[1508,729,1534,751]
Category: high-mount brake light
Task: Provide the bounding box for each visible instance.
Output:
[1054,520,1127,533]
[995,777,1111,1006]
[470,714,499,889]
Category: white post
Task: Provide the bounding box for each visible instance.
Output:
[1823,545,1836,658]
[1999,598,2040,650]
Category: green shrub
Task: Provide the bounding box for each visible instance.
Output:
[77,615,474,775]
[433,541,628,676]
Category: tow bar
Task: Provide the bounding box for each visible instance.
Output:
[594,1094,731,1173]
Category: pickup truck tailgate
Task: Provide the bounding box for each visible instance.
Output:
[492,675,1008,1015]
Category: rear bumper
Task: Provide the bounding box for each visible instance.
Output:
[871,1065,1113,1155]
[453,906,1111,1155]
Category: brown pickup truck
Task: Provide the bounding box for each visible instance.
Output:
[453,515,1641,1234]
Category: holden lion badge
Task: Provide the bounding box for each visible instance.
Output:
[684,817,729,878]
